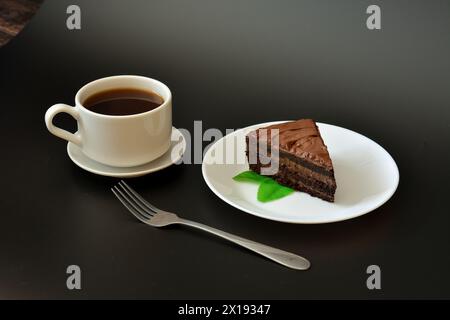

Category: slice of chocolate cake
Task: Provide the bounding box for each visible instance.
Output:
[246,119,336,202]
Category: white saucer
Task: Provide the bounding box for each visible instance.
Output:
[67,127,186,178]
[202,121,399,224]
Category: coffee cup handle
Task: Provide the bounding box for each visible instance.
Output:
[45,104,82,146]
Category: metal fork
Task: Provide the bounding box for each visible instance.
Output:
[111,180,310,270]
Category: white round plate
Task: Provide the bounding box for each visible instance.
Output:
[67,127,186,178]
[202,121,399,224]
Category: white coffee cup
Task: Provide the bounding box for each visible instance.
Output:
[45,75,172,167]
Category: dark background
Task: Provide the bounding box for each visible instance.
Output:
[0,0,449,299]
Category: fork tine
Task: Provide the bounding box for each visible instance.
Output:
[119,180,162,213]
[113,185,153,219]
[117,182,154,217]
[112,186,150,222]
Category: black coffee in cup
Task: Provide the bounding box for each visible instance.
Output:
[84,88,164,116]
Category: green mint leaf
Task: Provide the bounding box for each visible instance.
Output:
[233,170,295,202]
[233,170,269,183]
[257,179,294,202]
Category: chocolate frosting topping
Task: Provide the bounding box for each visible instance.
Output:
[249,119,333,170]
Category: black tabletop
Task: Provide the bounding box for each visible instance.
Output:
[0,0,449,299]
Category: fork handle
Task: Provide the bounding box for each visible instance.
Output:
[177,218,310,270]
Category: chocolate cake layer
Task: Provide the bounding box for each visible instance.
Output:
[246,119,336,202]
[280,159,336,193]
[249,162,334,202]
[246,150,335,188]
[246,142,334,178]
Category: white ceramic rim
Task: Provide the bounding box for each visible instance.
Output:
[74,75,172,120]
